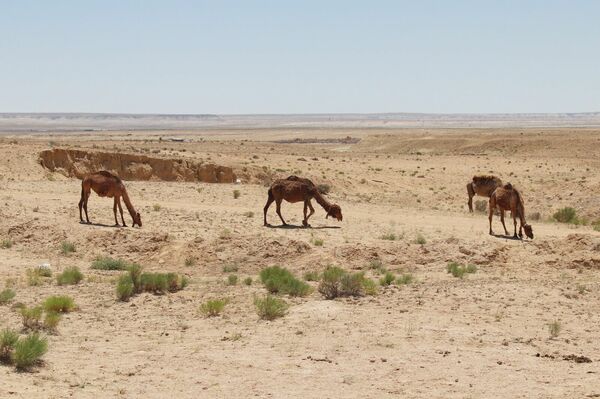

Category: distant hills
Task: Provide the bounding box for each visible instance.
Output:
[1,112,600,132]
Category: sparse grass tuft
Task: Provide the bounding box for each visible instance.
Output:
[318,266,373,298]
[553,207,580,224]
[592,221,600,232]
[474,200,487,213]
[116,274,134,301]
[380,232,397,241]
[379,271,396,286]
[200,299,228,317]
[184,256,196,267]
[243,211,254,218]
[368,259,386,274]
[91,256,129,270]
[56,266,83,285]
[43,312,61,331]
[20,306,43,330]
[447,262,477,278]
[303,271,320,281]
[396,273,414,285]
[153,203,161,211]
[254,295,288,320]
[233,189,241,199]
[311,237,324,246]
[222,264,239,273]
[243,277,253,286]
[548,320,562,338]
[0,288,16,305]
[227,274,238,286]
[415,234,426,245]
[1,239,13,249]
[12,333,48,371]
[260,266,310,297]
[60,241,76,255]
[362,278,378,295]
[0,328,19,362]
[43,296,76,313]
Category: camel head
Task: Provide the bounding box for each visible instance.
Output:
[132,212,142,227]
[523,224,533,239]
[326,204,343,221]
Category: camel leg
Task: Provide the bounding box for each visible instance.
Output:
[488,202,494,235]
[513,215,519,238]
[117,197,127,227]
[275,198,287,226]
[83,192,91,223]
[500,211,509,236]
[306,200,315,225]
[113,197,120,226]
[78,188,85,223]
[467,183,475,212]
[263,190,275,226]
[302,200,311,227]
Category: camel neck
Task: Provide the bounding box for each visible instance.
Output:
[313,190,332,212]
[121,189,137,218]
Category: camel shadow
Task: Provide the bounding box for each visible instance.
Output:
[266,224,341,230]
[490,233,522,241]
[79,221,124,229]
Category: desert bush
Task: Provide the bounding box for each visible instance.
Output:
[548,320,561,338]
[153,203,161,211]
[12,333,48,371]
[254,295,288,320]
[20,306,43,330]
[474,200,487,213]
[26,268,47,286]
[140,273,168,293]
[318,267,370,298]
[414,234,426,245]
[447,262,477,279]
[303,271,320,281]
[128,263,143,293]
[43,295,76,313]
[317,183,331,195]
[396,273,414,285]
[592,221,600,232]
[116,274,134,301]
[340,272,365,296]
[0,288,16,305]
[184,256,196,267]
[380,232,397,241]
[33,265,52,277]
[60,241,76,255]
[233,189,241,199]
[243,277,253,286]
[362,278,378,295]
[0,328,19,362]
[200,299,228,317]
[379,271,396,286]
[227,274,238,286]
[368,259,386,274]
[219,229,232,239]
[43,312,61,331]
[91,256,129,270]
[311,237,324,246]
[223,264,239,273]
[56,266,83,285]
[260,266,310,297]
[1,239,13,249]
[318,266,346,299]
[553,207,579,224]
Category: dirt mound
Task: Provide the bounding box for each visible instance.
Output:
[38,148,236,183]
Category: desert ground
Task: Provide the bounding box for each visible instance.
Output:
[1,127,600,398]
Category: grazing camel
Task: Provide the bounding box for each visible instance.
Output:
[78,171,142,227]
[488,183,533,239]
[264,176,342,227]
[467,175,503,212]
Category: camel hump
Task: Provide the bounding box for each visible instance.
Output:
[472,175,501,185]
[503,182,513,190]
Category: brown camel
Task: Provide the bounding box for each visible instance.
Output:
[488,183,533,239]
[264,176,342,227]
[467,175,503,212]
[78,171,142,227]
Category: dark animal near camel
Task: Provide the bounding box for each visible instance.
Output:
[467,175,502,212]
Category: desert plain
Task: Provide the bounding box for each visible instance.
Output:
[1,125,600,398]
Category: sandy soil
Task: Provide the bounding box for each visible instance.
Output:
[1,128,600,398]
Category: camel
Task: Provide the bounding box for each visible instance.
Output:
[263,176,342,227]
[467,175,503,212]
[78,171,142,227]
[488,183,533,239]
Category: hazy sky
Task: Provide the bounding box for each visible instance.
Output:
[1,1,599,114]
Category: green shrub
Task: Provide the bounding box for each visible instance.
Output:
[128,263,143,293]
[311,238,324,246]
[303,271,320,281]
[20,306,43,330]
[379,271,396,286]
[593,221,600,232]
[116,274,134,301]
[43,295,76,313]
[91,256,129,270]
[200,299,228,317]
[362,278,378,295]
[32,265,52,277]
[56,266,83,285]
[243,277,253,286]
[153,203,161,211]
[553,207,578,224]
[60,241,76,255]
[140,273,168,293]
[12,333,48,370]
[0,288,16,305]
[43,312,61,331]
[447,262,477,279]
[380,232,397,241]
[415,234,426,245]
[318,266,346,299]
[260,266,310,297]
[1,239,13,249]
[548,320,561,338]
[233,189,241,199]
[368,259,386,274]
[254,295,288,320]
[0,328,19,362]
[396,273,414,285]
[26,267,48,286]
[227,274,238,286]
[340,272,365,296]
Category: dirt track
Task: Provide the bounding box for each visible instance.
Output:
[1,128,600,398]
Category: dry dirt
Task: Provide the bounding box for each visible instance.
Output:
[1,127,600,398]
